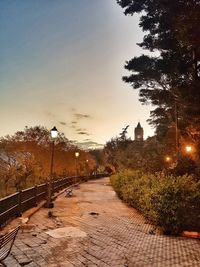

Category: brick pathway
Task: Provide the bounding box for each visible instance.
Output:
[3,177,200,267]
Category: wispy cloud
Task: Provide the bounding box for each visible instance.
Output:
[45,111,56,118]
[59,121,67,126]
[76,127,90,136]
[74,113,92,120]
[77,131,90,136]
[70,125,76,129]
[72,139,104,150]
[76,128,87,132]
[76,140,104,150]
[67,110,93,136]
[67,121,78,129]
[70,108,92,120]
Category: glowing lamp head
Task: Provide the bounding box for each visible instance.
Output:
[75,152,79,158]
[165,156,171,162]
[185,145,192,153]
[51,126,58,139]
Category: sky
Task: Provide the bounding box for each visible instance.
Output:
[0,0,154,149]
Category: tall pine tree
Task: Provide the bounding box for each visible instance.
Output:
[117,0,200,155]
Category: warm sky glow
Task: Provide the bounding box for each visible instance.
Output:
[0,0,154,148]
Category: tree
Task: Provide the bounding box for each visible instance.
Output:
[117,0,200,156]
[104,134,164,173]
[0,126,98,196]
[119,125,129,141]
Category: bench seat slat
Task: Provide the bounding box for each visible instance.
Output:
[1,230,18,244]
[0,226,20,263]
[0,247,9,259]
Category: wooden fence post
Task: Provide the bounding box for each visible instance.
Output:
[18,190,22,217]
[34,185,37,206]
[45,182,48,199]
[52,180,54,195]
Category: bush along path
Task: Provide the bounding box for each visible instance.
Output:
[111,170,200,235]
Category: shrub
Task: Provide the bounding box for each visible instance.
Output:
[111,170,200,235]
[171,156,197,176]
[151,175,200,234]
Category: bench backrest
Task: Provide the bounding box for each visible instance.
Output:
[0,226,20,262]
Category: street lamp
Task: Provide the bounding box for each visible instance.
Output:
[46,126,58,208]
[85,159,89,176]
[75,152,79,177]
[74,152,80,185]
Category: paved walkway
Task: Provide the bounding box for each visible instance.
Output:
[3,177,200,267]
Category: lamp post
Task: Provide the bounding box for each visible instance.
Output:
[46,126,58,208]
[174,100,179,159]
[75,152,79,182]
[84,159,89,179]
[168,92,180,161]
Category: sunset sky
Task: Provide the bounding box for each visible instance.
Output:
[0,0,154,149]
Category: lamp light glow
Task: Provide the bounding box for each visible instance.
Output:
[165,156,171,162]
[185,145,192,153]
[75,152,80,158]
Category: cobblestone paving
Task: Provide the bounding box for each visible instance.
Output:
[3,177,200,267]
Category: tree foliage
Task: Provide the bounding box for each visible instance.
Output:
[104,135,164,173]
[117,0,200,155]
[0,126,97,197]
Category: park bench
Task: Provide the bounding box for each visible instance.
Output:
[0,226,20,266]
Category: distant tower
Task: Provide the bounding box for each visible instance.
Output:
[134,122,144,141]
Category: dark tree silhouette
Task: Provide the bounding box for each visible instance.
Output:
[117,0,200,157]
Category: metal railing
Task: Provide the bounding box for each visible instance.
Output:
[0,173,108,228]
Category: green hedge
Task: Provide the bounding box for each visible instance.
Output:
[111,170,200,235]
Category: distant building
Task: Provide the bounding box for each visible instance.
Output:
[134,122,144,141]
